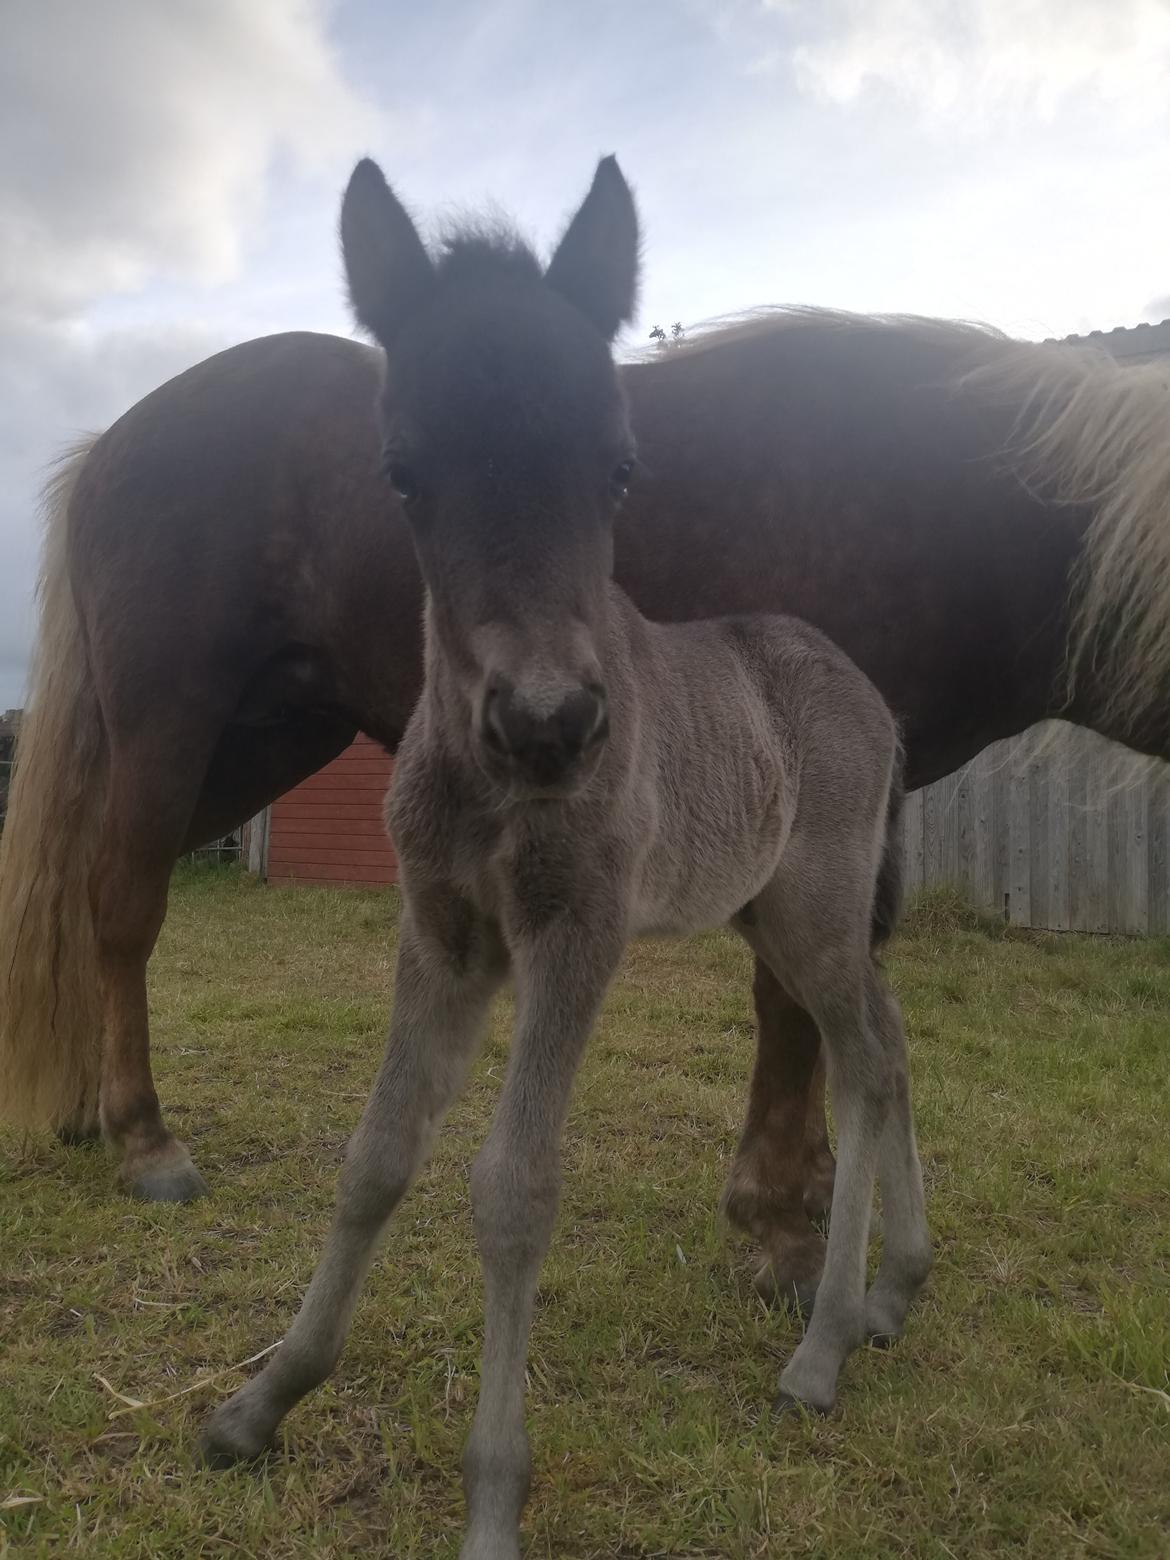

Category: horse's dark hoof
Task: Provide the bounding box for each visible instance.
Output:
[802,1171,836,1227]
[56,1122,102,1148]
[753,1259,820,1317]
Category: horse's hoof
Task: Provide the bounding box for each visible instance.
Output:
[124,1152,209,1203]
[56,1121,102,1148]
[802,1171,836,1227]
[753,1257,821,1316]
[130,1163,209,1203]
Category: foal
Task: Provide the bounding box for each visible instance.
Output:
[203,157,931,1557]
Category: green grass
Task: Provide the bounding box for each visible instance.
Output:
[2,871,1168,1557]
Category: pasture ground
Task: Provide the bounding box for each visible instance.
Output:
[1,869,1168,1558]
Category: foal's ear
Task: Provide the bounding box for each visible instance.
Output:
[545,156,640,341]
[340,159,434,348]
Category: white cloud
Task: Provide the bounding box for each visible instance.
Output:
[0,0,386,325]
[0,0,387,705]
[785,0,1170,128]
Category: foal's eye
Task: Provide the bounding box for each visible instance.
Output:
[611,458,635,498]
[384,459,419,502]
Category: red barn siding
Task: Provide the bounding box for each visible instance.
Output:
[267,734,397,886]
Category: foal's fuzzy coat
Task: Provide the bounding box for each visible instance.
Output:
[203,158,930,1560]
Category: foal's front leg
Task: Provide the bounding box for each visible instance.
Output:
[201,904,505,1464]
[461,924,621,1560]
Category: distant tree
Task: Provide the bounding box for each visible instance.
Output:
[649,322,686,349]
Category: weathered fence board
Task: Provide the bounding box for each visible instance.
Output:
[901,724,1170,933]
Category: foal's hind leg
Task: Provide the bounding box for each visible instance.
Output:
[803,1050,836,1222]
[721,962,829,1312]
[743,882,907,1413]
[202,905,506,1464]
[863,978,931,1344]
[774,960,891,1414]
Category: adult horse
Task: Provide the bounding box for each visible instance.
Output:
[2,191,1169,1303]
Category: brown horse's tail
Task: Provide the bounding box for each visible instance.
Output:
[0,437,106,1131]
[958,337,1170,737]
[870,743,905,950]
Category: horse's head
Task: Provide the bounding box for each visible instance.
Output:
[340,156,639,797]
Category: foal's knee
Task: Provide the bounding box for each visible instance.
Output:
[336,1136,411,1229]
[470,1143,559,1261]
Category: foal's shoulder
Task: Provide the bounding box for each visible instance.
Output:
[714,611,848,670]
[716,612,890,719]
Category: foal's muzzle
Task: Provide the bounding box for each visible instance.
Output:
[481,679,609,791]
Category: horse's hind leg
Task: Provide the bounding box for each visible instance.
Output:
[721,962,829,1312]
[90,718,226,1201]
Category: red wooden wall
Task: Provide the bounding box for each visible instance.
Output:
[266,734,398,886]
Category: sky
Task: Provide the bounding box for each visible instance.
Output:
[3,0,1170,707]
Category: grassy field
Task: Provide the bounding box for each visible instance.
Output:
[1,869,1168,1558]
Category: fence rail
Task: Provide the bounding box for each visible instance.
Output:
[900,724,1170,934]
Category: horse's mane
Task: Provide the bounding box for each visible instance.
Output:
[634,306,1170,730]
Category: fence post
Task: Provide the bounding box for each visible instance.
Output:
[247,806,271,880]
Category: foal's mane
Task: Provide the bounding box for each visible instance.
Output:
[641,306,1170,730]
[433,219,543,289]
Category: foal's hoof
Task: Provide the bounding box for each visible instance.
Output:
[460,1530,522,1560]
[773,1387,832,1420]
[200,1400,274,1468]
[864,1300,905,1348]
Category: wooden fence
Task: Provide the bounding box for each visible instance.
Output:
[900,723,1170,934]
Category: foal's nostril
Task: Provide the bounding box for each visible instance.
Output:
[481,687,509,754]
[553,685,606,758]
[566,684,608,751]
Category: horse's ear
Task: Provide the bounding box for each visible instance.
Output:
[545,156,639,341]
[340,159,434,348]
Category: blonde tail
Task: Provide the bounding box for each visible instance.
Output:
[0,437,106,1130]
[959,340,1170,732]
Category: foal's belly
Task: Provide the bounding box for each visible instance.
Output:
[630,799,789,939]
